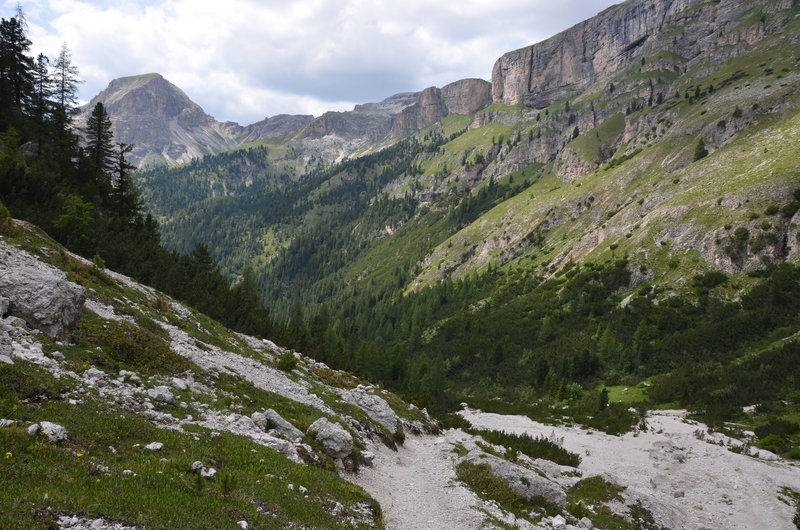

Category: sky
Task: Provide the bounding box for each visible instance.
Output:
[5,0,620,125]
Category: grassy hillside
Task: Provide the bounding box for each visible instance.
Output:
[0,218,439,528]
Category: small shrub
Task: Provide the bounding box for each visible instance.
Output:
[277,351,298,372]
[0,200,13,234]
[765,205,780,216]
[693,139,708,161]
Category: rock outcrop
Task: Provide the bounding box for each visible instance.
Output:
[0,240,86,341]
[390,78,491,137]
[340,387,399,434]
[491,0,797,109]
[307,417,353,459]
[460,450,567,508]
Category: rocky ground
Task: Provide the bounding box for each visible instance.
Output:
[463,409,800,530]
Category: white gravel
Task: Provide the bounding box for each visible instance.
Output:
[463,409,800,530]
[348,432,509,530]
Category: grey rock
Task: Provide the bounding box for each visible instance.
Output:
[0,241,86,341]
[84,368,106,380]
[579,516,593,529]
[144,442,163,451]
[36,421,68,442]
[4,315,27,330]
[251,411,267,430]
[551,515,567,530]
[27,423,40,436]
[147,386,175,404]
[190,460,204,472]
[51,351,65,361]
[121,469,135,476]
[461,450,566,508]
[298,485,308,495]
[263,408,304,441]
[0,354,13,365]
[0,295,8,316]
[171,377,189,391]
[200,466,216,478]
[236,521,248,530]
[0,419,15,427]
[361,450,376,466]
[307,417,353,459]
[340,388,399,434]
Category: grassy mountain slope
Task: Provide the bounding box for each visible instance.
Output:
[0,218,440,528]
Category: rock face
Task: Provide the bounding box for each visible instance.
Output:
[491,0,796,109]
[252,409,304,441]
[340,388,399,434]
[460,450,567,508]
[307,417,353,459]
[390,79,491,137]
[0,241,86,341]
[78,73,313,167]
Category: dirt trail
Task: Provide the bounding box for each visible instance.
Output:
[349,432,501,529]
[463,409,800,530]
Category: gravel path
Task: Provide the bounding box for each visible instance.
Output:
[349,432,502,530]
[463,409,800,530]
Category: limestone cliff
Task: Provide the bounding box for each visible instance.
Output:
[390,79,492,137]
[492,0,798,108]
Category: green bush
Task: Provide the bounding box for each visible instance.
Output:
[0,200,12,234]
[277,351,298,372]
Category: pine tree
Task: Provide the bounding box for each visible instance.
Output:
[84,102,116,187]
[111,142,140,217]
[31,53,52,152]
[0,13,34,126]
[52,43,80,136]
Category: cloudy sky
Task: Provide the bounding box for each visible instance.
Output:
[6,0,619,125]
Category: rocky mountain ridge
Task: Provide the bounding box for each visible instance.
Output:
[84,73,493,169]
[77,73,314,167]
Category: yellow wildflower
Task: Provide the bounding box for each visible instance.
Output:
[76,453,83,457]
[4,452,11,459]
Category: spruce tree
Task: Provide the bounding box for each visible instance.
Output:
[84,102,116,190]
[52,43,80,135]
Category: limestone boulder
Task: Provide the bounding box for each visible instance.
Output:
[307,417,352,459]
[0,241,86,341]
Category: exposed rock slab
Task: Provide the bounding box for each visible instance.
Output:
[0,240,85,341]
[460,449,567,508]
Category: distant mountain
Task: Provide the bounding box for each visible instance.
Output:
[81,73,492,168]
[77,73,314,167]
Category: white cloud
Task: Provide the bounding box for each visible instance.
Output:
[6,0,619,124]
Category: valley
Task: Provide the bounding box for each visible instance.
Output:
[2,0,800,527]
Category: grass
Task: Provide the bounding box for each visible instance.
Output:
[568,114,625,164]
[0,402,380,529]
[455,461,556,522]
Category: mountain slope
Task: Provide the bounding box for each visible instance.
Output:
[0,217,444,528]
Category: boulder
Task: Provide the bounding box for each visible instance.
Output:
[307,417,353,459]
[251,411,267,430]
[30,421,69,443]
[0,242,86,341]
[0,295,8,316]
[147,386,175,404]
[340,388,399,434]
[460,450,566,508]
[263,408,304,441]
[144,442,163,451]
